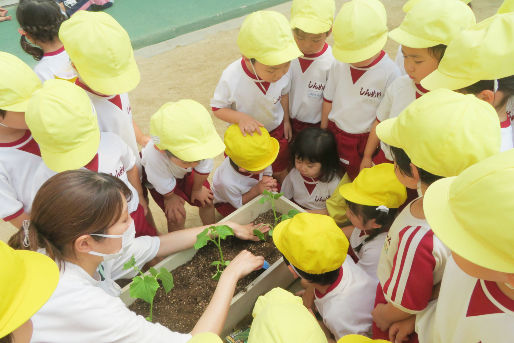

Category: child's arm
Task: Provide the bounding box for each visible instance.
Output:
[372,302,414,332]
[126,166,148,215]
[360,119,380,170]
[132,120,150,147]
[213,108,263,136]
[242,176,278,205]
[321,100,332,129]
[389,316,416,343]
[281,94,292,142]
[190,172,213,206]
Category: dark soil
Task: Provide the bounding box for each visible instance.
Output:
[129,210,282,333]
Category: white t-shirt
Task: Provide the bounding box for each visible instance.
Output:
[376,199,450,314]
[281,168,340,210]
[349,229,387,283]
[33,47,77,82]
[210,58,290,131]
[500,118,513,152]
[324,51,400,134]
[141,141,213,195]
[212,157,272,209]
[31,236,192,343]
[314,258,376,339]
[415,256,514,343]
[75,79,140,168]
[0,130,46,220]
[376,75,428,160]
[289,43,334,124]
[394,45,407,76]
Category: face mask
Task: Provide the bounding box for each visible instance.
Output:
[0,122,8,128]
[88,221,136,261]
[416,180,423,197]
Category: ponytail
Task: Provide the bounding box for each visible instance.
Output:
[20,35,44,61]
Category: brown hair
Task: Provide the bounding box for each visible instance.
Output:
[0,109,6,119]
[9,170,131,268]
[0,334,13,343]
[427,44,447,62]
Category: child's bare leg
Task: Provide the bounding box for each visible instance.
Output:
[199,204,215,225]
[166,214,186,232]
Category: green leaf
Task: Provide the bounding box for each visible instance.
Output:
[253,229,266,241]
[262,189,272,197]
[268,228,274,237]
[214,225,234,240]
[123,255,136,271]
[212,270,222,280]
[149,267,158,277]
[258,197,267,204]
[224,260,231,266]
[194,228,211,250]
[287,209,300,217]
[272,192,283,200]
[157,268,174,293]
[129,275,159,304]
[211,261,222,266]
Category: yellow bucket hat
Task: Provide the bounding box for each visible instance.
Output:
[424,149,514,273]
[26,79,100,173]
[59,11,140,95]
[376,89,501,177]
[332,0,388,63]
[273,213,349,274]
[421,13,514,91]
[150,100,225,162]
[187,333,222,343]
[390,0,475,48]
[290,0,335,34]
[338,335,391,343]
[248,287,328,343]
[0,52,42,112]
[403,0,471,13]
[237,11,302,66]
[0,241,59,338]
[339,164,407,209]
[498,0,514,14]
[224,124,279,172]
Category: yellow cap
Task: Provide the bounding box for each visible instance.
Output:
[421,13,514,90]
[0,52,42,112]
[498,0,514,14]
[390,0,475,48]
[59,11,140,95]
[326,173,351,226]
[332,0,388,63]
[150,100,225,162]
[273,213,348,274]
[290,0,335,34]
[224,124,279,172]
[187,333,222,343]
[237,11,302,66]
[0,241,59,338]
[376,89,501,177]
[424,149,514,273]
[26,79,100,173]
[339,164,407,209]
[403,0,471,13]
[338,335,391,343]
[248,287,328,343]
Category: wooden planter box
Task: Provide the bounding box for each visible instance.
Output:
[120,195,305,336]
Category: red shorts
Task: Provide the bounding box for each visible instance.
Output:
[327,121,369,180]
[269,121,290,173]
[215,202,237,217]
[291,118,320,138]
[149,171,211,214]
[131,203,158,237]
[373,284,419,343]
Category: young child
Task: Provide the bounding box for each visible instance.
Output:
[339,163,407,282]
[410,149,514,343]
[322,0,400,180]
[16,0,77,83]
[212,124,279,217]
[361,0,476,167]
[210,11,302,182]
[288,0,335,136]
[25,79,157,237]
[248,287,328,343]
[0,52,44,229]
[372,89,501,342]
[59,11,149,164]
[281,127,340,213]
[274,213,377,340]
[141,100,225,231]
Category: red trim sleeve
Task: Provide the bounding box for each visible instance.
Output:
[192,169,210,176]
[323,97,332,103]
[3,208,24,221]
[500,118,511,128]
[211,107,220,112]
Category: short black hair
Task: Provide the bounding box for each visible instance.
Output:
[390,146,443,186]
[427,44,447,62]
[497,76,514,108]
[290,127,340,183]
[282,255,340,286]
[458,80,495,95]
[0,109,5,120]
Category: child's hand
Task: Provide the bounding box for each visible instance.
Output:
[258,176,278,193]
[238,113,264,136]
[226,222,270,241]
[372,303,393,331]
[191,186,213,207]
[359,156,373,170]
[283,120,292,142]
[389,317,416,343]
[222,250,264,280]
[163,193,186,224]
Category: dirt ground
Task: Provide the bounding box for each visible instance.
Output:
[0,0,502,240]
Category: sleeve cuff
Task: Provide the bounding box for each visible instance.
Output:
[3,207,24,221]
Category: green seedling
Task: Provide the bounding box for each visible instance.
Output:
[194,225,234,280]
[259,190,301,236]
[123,255,174,322]
[253,228,266,241]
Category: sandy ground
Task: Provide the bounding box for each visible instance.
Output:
[0,0,502,241]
